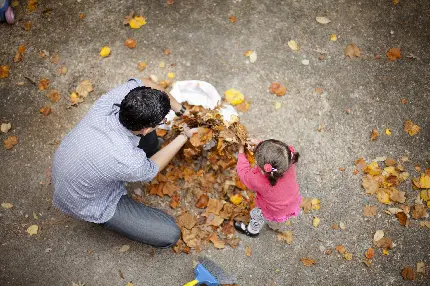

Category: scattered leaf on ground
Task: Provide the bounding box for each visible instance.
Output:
[177,212,197,229]
[236,101,250,113]
[386,48,401,61]
[137,62,147,71]
[27,0,38,11]
[411,204,427,219]
[363,205,377,217]
[4,136,18,150]
[24,21,32,31]
[401,266,415,280]
[301,257,316,266]
[385,128,391,135]
[245,246,252,256]
[100,46,111,58]
[38,78,50,91]
[167,72,175,79]
[344,43,360,58]
[374,230,384,241]
[125,39,136,49]
[344,253,353,260]
[167,0,175,4]
[416,262,426,274]
[76,80,93,98]
[315,87,323,95]
[395,212,409,226]
[129,16,146,29]
[277,231,293,244]
[330,34,337,41]
[195,194,209,208]
[27,224,38,236]
[39,106,51,116]
[47,89,61,102]
[1,202,13,209]
[288,40,299,51]
[0,65,9,78]
[316,16,331,24]
[14,45,26,63]
[375,237,393,249]
[164,49,171,55]
[1,123,11,133]
[404,120,420,136]
[50,54,60,64]
[225,89,244,105]
[119,245,130,253]
[336,245,346,254]
[208,233,225,249]
[229,16,237,23]
[269,82,287,96]
[365,248,375,259]
[159,61,165,68]
[312,217,320,227]
[57,66,68,75]
[230,194,243,205]
[274,102,281,109]
[370,128,379,141]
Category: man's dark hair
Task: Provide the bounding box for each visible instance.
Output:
[118,86,171,131]
[255,139,300,186]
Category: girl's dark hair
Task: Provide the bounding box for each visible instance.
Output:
[119,86,171,131]
[255,139,300,186]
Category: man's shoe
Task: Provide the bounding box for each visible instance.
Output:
[234,221,259,237]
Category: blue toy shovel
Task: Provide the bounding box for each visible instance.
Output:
[183,257,236,286]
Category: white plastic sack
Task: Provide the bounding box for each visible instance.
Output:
[161,80,238,129]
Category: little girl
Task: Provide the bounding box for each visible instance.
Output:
[234,139,302,237]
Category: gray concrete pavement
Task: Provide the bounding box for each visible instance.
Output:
[1,0,429,285]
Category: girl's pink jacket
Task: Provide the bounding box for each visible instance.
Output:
[236,153,302,222]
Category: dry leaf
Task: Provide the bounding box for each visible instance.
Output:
[225,89,244,105]
[229,15,237,23]
[129,16,146,29]
[390,189,406,203]
[386,48,401,61]
[1,202,13,209]
[177,212,197,229]
[137,62,147,72]
[57,66,68,75]
[230,194,243,205]
[373,230,384,241]
[50,54,60,64]
[316,16,331,24]
[119,245,130,253]
[79,13,85,19]
[365,248,375,259]
[167,0,175,5]
[330,34,337,41]
[370,128,379,141]
[363,205,377,217]
[315,87,323,95]
[164,49,171,55]
[312,217,320,227]
[76,80,93,98]
[277,231,293,244]
[1,123,11,133]
[269,82,287,96]
[288,40,299,51]
[0,65,9,79]
[69,92,82,105]
[413,174,430,189]
[416,262,426,274]
[344,43,361,58]
[46,89,61,103]
[404,120,420,136]
[206,199,224,215]
[123,11,135,25]
[335,245,346,254]
[39,106,51,116]
[362,175,379,195]
[27,0,38,11]
[38,78,50,91]
[401,266,415,280]
[300,257,316,266]
[167,72,175,79]
[24,21,32,31]
[4,136,18,150]
[395,212,409,226]
[411,204,427,219]
[344,253,353,261]
[125,39,137,49]
[27,224,38,236]
[401,98,407,104]
[100,46,111,58]
[208,233,225,249]
[375,237,393,249]
[245,246,252,256]
[14,45,26,63]
[195,194,209,208]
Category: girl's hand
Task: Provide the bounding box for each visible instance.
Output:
[238,144,245,153]
[246,138,261,152]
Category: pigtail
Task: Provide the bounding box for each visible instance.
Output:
[268,172,282,186]
[291,152,300,164]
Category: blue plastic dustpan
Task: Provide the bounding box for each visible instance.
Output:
[183,263,219,286]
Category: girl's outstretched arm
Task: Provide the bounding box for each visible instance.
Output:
[236,145,261,192]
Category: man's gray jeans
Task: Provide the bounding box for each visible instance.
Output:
[103,195,180,248]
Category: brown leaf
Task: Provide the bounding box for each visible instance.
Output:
[123,11,135,25]
[4,136,18,150]
[363,205,377,217]
[0,65,9,79]
[208,233,225,249]
[137,62,147,72]
[404,120,420,136]
[125,38,137,49]
[344,43,361,58]
[206,214,224,226]
[38,78,50,91]
[190,127,213,147]
[269,82,287,96]
[401,98,407,104]
[79,13,85,20]
[335,245,346,254]
[300,198,312,213]
[355,157,366,172]
[370,128,379,141]
[315,87,323,95]
[24,21,32,31]
[181,228,198,248]
[300,257,316,266]
[386,48,401,61]
[365,248,375,259]
[277,231,293,244]
[50,54,60,64]
[245,246,252,256]
[385,158,396,166]
[169,192,180,209]
[395,212,409,226]
[401,266,415,280]
[156,129,167,137]
[375,237,393,249]
[362,175,379,195]
[206,198,224,215]
[390,189,406,203]
[167,0,175,4]
[164,49,171,55]
[57,66,68,75]
[27,0,38,11]
[235,101,250,113]
[14,45,26,63]
[411,204,427,219]
[221,221,235,235]
[76,80,93,97]
[195,194,209,209]
[46,89,61,103]
[39,106,51,116]
[229,15,237,23]
[162,182,180,197]
[176,212,197,230]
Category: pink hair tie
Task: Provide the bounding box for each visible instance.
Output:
[289,145,296,163]
[263,164,273,173]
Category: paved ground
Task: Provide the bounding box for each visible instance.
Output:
[1,0,429,285]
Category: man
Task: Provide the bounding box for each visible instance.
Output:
[52,78,195,248]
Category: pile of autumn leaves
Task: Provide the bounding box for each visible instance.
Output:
[359,156,429,280]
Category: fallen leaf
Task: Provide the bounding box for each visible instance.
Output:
[401,266,415,281]
[390,189,406,203]
[393,0,400,4]
[374,230,384,241]
[363,205,377,217]
[312,217,320,227]
[125,282,134,286]
[300,257,316,266]
[416,262,426,274]
[386,48,401,61]
[229,15,237,23]
[125,39,136,49]
[364,161,382,176]
[27,224,38,236]
[119,245,130,253]
[269,82,287,96]
[167,72,175,79]
[362,175,379,195]
[404,120,420,136]
[100,46,111,58]
[1,202,13,209]
[24,21,32,31]
[362,258,372,267]
[249,51,257,63]
[330,34,337,41]
[344,252,353,260]
[344,43,361,58]
[420,221,430,228]
[14,45,26,63]
[365,248,375,259]
[316,16,331,24]
[167,0,175,4]
[164,49,171,55]
[277,231,293,244]
[27,0,38,11]
[245,246,252,256]
[50,54,60,64]
[76,80,93,98]
[0,65,9,78]
[335,245,346,254]
[79,13,85,19]
[331,224,339,230]
[38,78,50,91]
[46,89,61,103]
[39,106,51,116]
[230,194,243,205]
[339,221,345,230]
[288,40,299,51]
[177,212,197,229]
[274,102,281,109]
[137,62,147,72]
[123,11,135,25]
[244,50,253,57]
[57,66,68,75]
[385,128,391,136]
[190,127,213,147]
[225,89,244,105]
[1,123,11,133]
[413,174,430,189]
[375,237,393,249]
[4,136,18,150]
[395,212,409,226]
[208,233,225,249]
[376,189,391,204]
[159,61,165,68]
[69,92,82,105]
[411,204,427,219]
[149,75,158,82]
[206,198,224,215]
[129,16,146,29]
[401,98,407,104]
[235,101,250,113]
[315,87,323,95]
[370,128,379,141]
[195,194,209,208]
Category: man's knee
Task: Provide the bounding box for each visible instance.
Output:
[156,223,180,248]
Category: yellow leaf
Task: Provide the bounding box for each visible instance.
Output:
[274,102,281,109]
[344,252,353,260]
[376,189,392,204]
[129,16,146,29]
[76,80,93,98]
[417,174,430,188]
[225,89,244,105]
[27,225,38,236]
[0,65,10,79]
[230,194,243,205]
[312,217,320,227]
[137,62,147,72]
[167,72,175,79]
[99,46,111,58]
[1,202,13,209]
[382,249,389,255]
[277,231,293,244]
[311,198,320,210]
[330,34,337,41]
[245,245,252,257]
[244,50,253,57]
[288,40,299,51]
[385,128,391,135]
[69,92,81,105]
[159,61,165,68]
[404,120,420,136]
[364,161,381,176]
[421,190,430,202]
[125,282,134,286]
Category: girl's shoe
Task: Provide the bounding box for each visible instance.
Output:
[234,221,259,237]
